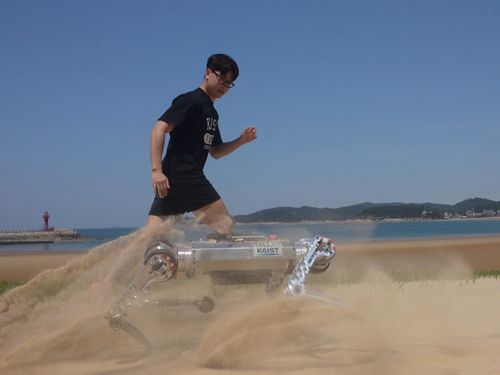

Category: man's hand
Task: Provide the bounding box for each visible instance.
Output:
[152,171,169,198]
[210,126,257,159]
[150,121,174,198]
[240,126,257,144]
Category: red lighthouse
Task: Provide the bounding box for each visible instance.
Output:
[41,210,55,231]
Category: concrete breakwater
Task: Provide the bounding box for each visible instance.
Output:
[0,229,102,246]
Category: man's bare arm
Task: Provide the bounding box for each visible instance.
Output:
[92,121,175,291]
[210,126,257,159]
[150,120,175,198]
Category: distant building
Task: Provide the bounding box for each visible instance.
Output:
[465,209,475,218]
[482,210,495,217]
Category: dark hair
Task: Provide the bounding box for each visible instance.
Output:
[207,54,239,81]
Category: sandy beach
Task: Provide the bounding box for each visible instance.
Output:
[0,252,88,281]
[1,233,500,374]
[2,235,500,281]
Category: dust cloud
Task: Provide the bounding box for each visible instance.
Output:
[1,224,500,374]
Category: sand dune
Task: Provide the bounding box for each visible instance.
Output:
[1,229,500,374]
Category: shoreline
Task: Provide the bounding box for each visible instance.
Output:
[234,216,500,225]
[1,235,500,282]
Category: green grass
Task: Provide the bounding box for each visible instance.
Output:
[0,280,27,296]
[389,269,500,284]
[0,279,71,298]
[472,270,500,281]
[2,270,500,297]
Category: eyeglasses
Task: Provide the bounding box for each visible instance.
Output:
[211,70,235,88]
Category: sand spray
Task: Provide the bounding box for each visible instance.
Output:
[0,223,493,375]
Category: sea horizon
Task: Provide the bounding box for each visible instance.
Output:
[1,219,500,254]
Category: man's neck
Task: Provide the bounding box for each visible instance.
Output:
[199,83,216,103]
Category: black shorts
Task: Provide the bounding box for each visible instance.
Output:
[148,180,221,217]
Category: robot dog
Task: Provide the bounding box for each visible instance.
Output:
[105,232,338,350]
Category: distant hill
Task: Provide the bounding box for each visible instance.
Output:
[357,204,443,220]
[449,198,496,212]
[232,198,499,223]
[233,202,404,223]
[471,202,500,212]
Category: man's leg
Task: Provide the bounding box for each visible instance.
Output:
[193,199,239,301]
[192,199,233,238]
[146,214,166,226]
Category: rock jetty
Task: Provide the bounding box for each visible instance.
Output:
[0,229,102,246]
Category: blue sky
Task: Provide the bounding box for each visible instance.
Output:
[1,0,499,230]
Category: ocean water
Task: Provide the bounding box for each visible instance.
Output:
[232,220,500,243]
[2,220,500,253]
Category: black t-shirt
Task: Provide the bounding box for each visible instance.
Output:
[158,88,223,183]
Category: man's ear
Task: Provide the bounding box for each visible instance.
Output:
[204,68,212,80]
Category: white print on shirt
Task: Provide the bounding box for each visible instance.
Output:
[204,133,214,150]
[206,117,218,131]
